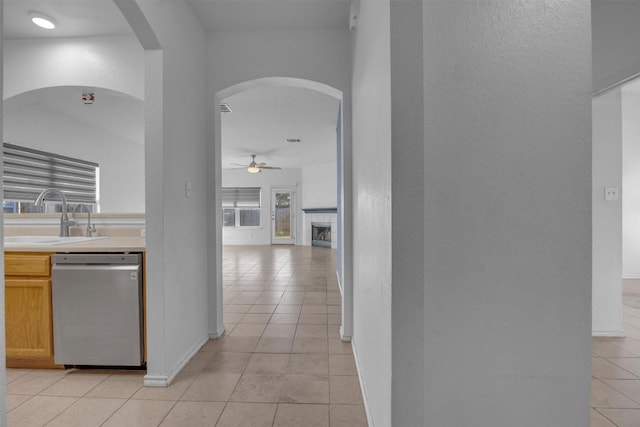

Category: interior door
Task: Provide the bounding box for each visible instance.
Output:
[271,187,295,245]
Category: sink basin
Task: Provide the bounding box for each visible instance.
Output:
[4,236,107,246]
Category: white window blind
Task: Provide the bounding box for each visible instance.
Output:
[222,187,261,208]
[3,143,99,204]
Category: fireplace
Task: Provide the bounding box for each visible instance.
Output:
[311,222,331,248]
[302,208,337,248]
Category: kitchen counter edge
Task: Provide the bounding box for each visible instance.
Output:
[4,236,146,252]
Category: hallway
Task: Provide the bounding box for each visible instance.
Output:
[4,245,366,426]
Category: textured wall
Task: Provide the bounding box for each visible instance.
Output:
[133,1,210,384]
[622,83,640,278]
[593,0,640,93]
[593,89,623,336]
[351,0,393,424]
[3,36,143,101]
[302,163,337,209]
[422,2,592,425]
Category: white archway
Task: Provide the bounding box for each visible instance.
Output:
[210,77,353,341]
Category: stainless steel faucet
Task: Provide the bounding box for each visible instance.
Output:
[85,211,97,237]
[73,204,97,237]
[34,188,76,237]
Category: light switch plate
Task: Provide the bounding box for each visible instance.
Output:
[605,187,619,201]
[185,181,192,198]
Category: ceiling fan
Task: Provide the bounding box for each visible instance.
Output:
[229,154,282,174]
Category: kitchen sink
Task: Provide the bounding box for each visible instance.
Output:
[4,236,108,246]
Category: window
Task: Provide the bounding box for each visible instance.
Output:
[222,187,261,227]
[2,143,99,213]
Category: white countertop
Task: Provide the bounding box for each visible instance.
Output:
[4,236,146,253]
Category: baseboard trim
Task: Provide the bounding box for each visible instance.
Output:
[340,325,352,342]
[592,330,625,337]
[143,335,209,387]
[209,326,225,339]
[591,329,625,338]
[351,337,375,427]
[143,375,171,387]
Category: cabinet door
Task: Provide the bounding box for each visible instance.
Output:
[5,279,53,358]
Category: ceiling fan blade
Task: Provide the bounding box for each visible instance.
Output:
[256,163,267,167]
[260,166,282,170]
[229,163,248,167]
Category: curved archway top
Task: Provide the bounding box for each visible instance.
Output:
[4,85,144,104]
[216,77,343,102]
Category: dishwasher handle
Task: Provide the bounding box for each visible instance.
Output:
[53,264,140,272]
[52,253,141,265]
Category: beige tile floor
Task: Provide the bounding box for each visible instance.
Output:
[5,245,367,426]
[17,244,640,426]
[592,279,640,427]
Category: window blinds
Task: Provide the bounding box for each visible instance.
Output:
[3,143,99,204]
[222,187,261,208]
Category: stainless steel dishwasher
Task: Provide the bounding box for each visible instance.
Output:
[51,253,143,367]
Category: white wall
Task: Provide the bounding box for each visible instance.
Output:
[623,81,640,278]
[593,89,624,335]
[301,163,337,208]
[3,35,143,100]
[222,168,302,245]
[131,1,210,386]
[390,1,426,425]
[592,1,640,94]
[421,2,591,426]
[207,30,350,98]
[351,0,392,424]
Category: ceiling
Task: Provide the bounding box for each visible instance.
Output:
[222,86,340,169]
[3,0,346,170]
[3,0,349,39]
[186,0,350,32]
[3,0,133,39]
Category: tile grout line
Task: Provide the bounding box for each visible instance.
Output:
[593,407,622,427]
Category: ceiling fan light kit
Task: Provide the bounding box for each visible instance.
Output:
[229,154,282,174]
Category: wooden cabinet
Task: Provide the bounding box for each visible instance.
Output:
[4,253,59,368]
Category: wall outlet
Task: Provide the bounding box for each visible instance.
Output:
[185,181,192,198]
[604,187,619,201]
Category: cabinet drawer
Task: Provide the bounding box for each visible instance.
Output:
[5,254,51,276]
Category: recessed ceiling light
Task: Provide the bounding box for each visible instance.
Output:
[29,12,56,30]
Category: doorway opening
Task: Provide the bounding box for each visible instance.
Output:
[212,77,352,341]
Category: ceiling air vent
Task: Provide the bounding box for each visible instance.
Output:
[220,103,233,113]
[284,138,301,143]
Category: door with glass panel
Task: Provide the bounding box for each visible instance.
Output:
[271,187,295,245]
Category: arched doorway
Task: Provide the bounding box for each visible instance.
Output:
[210,77,353,342]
